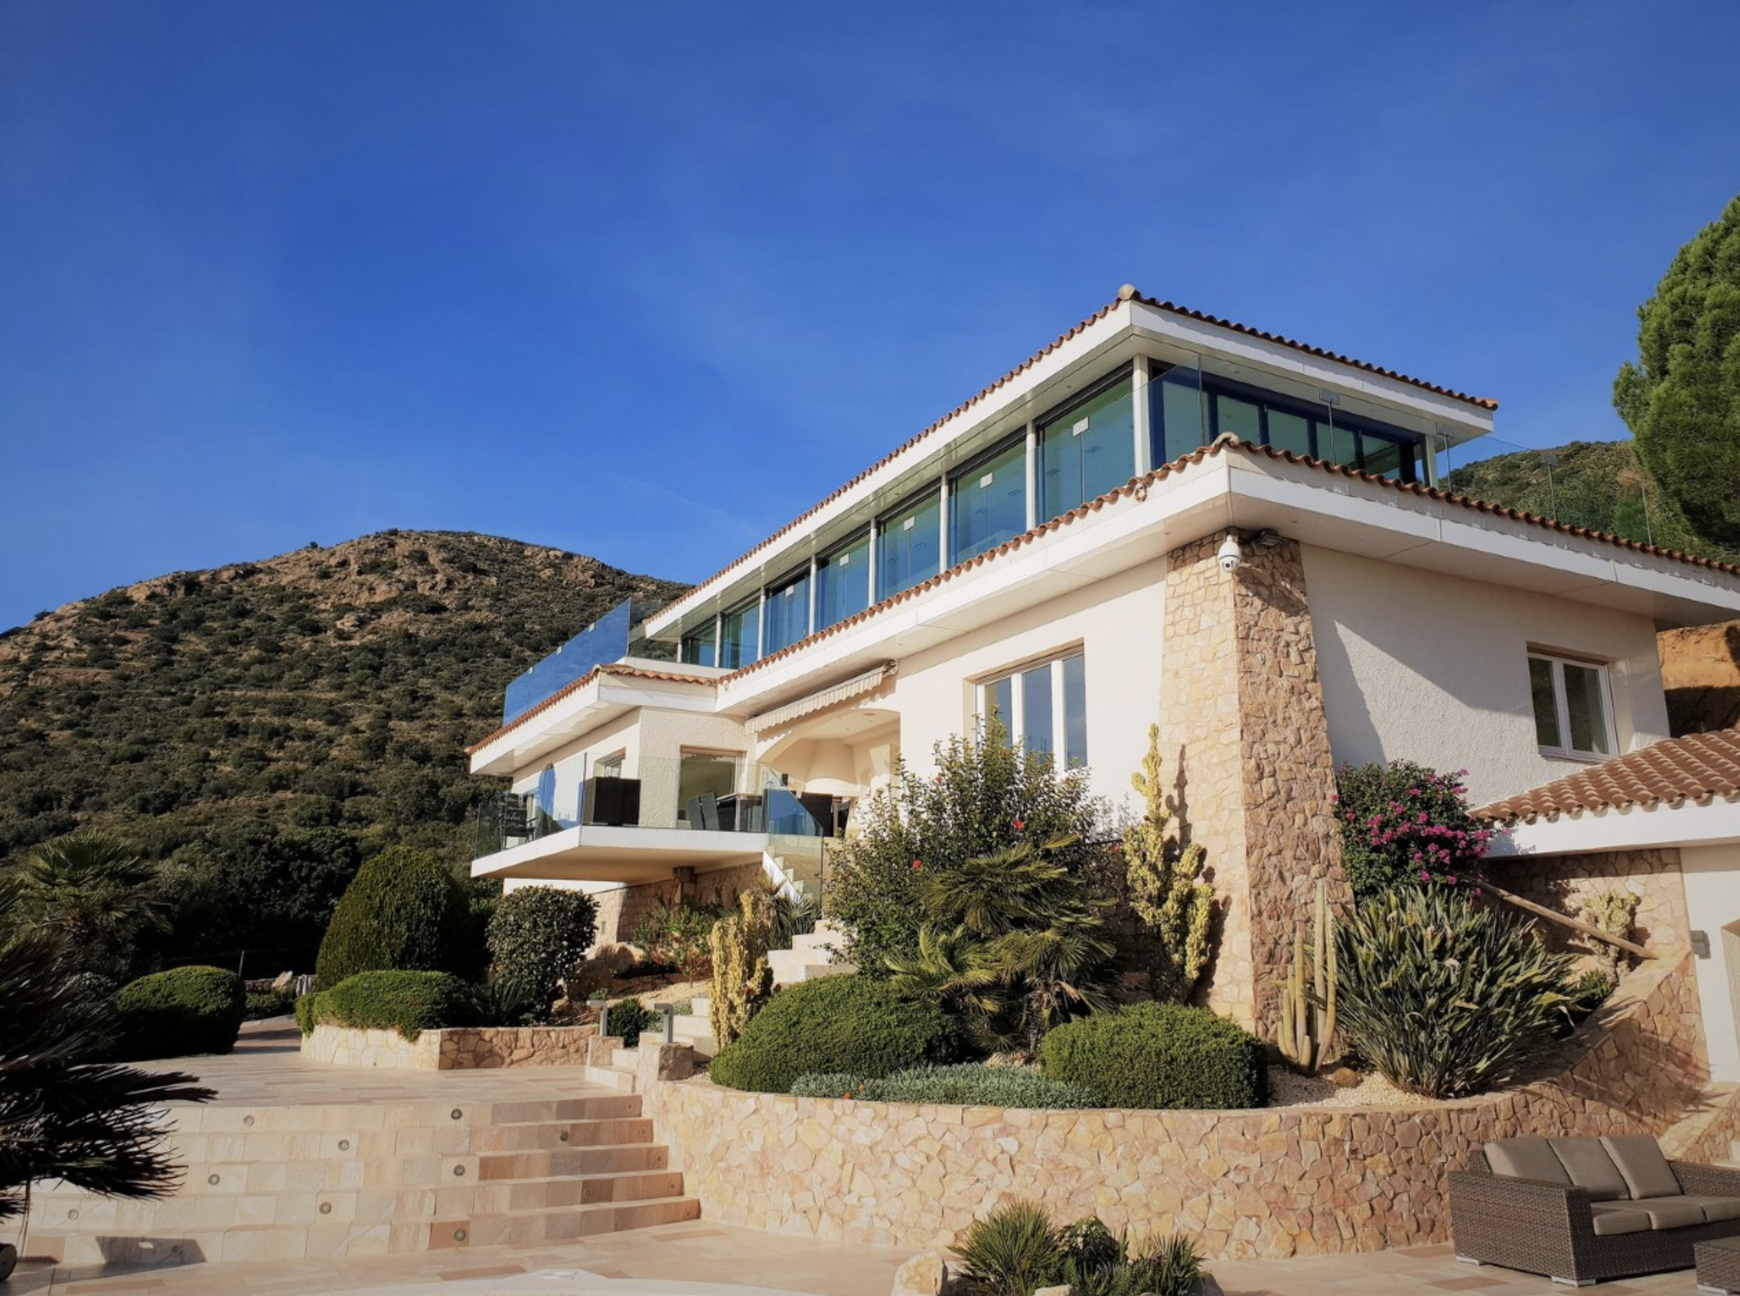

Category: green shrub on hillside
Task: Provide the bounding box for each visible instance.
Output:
[603,996,653,1047]
[1040,1002,1266,1110]
[486,885,598,1010]
[113,965,246,1060]
[315,845,472,988]
[299,970,479,1041]
[708,975,958,1094]
[1335,888,1573,1097]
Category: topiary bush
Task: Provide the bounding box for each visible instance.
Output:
[300,970,480,1041]
[1335,887,1573,1097]
[1335,761,1493,899]
[485,885,599,1010]
[708,974,959,1094]
[314,845,472,989]
[113,965,246,1060]
[789,1063,1097,1109]
[603,995,653,1047]
[1040,1002,1267,1110]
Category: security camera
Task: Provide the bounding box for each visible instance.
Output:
[1216,530,1242,573]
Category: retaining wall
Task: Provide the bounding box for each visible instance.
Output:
[301,1024,598,1070]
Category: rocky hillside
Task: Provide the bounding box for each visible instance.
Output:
[0,531,688,865]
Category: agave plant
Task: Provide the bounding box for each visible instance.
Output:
[1334,888,1574,1098]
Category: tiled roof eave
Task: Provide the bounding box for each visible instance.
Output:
[1474,729,1740,826]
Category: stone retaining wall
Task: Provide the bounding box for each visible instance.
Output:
[301,1024,598,1070]
[649,958,1707,1259]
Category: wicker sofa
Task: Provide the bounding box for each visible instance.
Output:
[1449,1134,1740,1285]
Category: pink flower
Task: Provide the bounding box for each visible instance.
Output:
[1448,876,1458,886]
[1420,871,1431,882]
[911,860,922,871]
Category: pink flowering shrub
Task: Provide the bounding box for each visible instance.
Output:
[1334,761,1493,900]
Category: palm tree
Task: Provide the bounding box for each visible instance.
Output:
[0,927,213,1269]
[5,834,170,982]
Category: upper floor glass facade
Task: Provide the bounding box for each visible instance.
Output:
[676,356,1431,669]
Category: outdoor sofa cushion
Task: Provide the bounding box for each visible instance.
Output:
[1588,1202,1652,1236]
[1601,1134,1682,1199]
[1483,1136,1571,1184]
[1549,1137,1630,1199]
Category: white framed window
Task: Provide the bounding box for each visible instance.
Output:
[1528,651,1615,761]
[979,650,1087,769]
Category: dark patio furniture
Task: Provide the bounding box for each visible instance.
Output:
[1697,1236,1740,1293]
[1450,1134,1740,1286]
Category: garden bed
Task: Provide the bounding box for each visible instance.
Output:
[300,1022,598,1070]
[644,957,1717,1259]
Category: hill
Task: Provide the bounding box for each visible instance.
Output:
[1440,439,1738,564]
[0,531,687,969]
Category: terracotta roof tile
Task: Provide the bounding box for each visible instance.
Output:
[653,286,1497,627]
[1474,728,1740,825]
[467,662,716,755]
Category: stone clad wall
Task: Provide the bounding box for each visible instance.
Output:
[1160,533,1349,1035]
[647,958,1706,1260]
[302,1025,598,1071]
[1495,847,1694,965]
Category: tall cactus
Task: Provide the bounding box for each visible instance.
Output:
[1277,879,1338,1074]
[709,889,774,1047]
[1125,724,1216,1003]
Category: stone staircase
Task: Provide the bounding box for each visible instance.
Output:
[665,920,856,1058]
[27,1087,698,1265]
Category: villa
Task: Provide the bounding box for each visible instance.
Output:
[467,283,1740,1052]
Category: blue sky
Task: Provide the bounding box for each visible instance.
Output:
[2,2,1737,632]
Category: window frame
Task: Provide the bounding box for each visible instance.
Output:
[948,433,1030,564]
[761,565,812,655]
[718,597,761,671]
[814,529,871,630]
[1528,650,1618,762]
[1037,371,1137,522]
[977,648,1088,770]
[875,484,943,600]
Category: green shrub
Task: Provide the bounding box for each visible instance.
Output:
[1040,1002,1266,1110]
[1334,888,1573,1097]
[113,965,245,1060]
[315,845,472,988]
[243,987,295,1020]
[485,885,599,1010]
[294,989,323,1035]
[304,970,479,1041]
[631,899,721,981]
[789,1063,1097,1109]
[954,1200,1065,1296]
[708,974,958,1094]
[1335,761,1493,898]
[603,996,653,1047]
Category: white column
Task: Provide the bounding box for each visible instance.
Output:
[937,474,951,570]
[867,519,880,603]
[1133,356,1153,476]
[1024,420,1039,529]
[807,555,819,636]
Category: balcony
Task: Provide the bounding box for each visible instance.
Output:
[470,759,848,886]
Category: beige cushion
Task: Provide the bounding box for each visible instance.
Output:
[1485,1136,1572,1185]
[1601,1134,1681,1200]
[1589,1202,1651,1236]
[1687,1196,1740,1223]
[1627,1195,1708,1230]
[1550,1138,1628,1200]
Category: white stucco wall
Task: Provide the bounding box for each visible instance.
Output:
[1302,546,1672,808]
[887,557,1167,821]
[1681,844,1740,1084]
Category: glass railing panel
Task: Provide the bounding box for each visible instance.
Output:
[816,533,871,629]
[502,599,640,722]
[1040,377,1135,518]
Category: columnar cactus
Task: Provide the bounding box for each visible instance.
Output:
[1277,879,1337,1074]
[1124,724,1216,1003]
[708,890,774,1047]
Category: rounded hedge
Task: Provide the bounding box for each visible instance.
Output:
[1040,1003,1268,1110]
[486,885,599,1006]
[315,845,472,989]
[708,974,958,1094]
[298,970,479,1041]
[113,965,246,1060]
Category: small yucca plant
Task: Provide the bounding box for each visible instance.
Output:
[953,1199,1064,1296]
[1334,888,1574,1097]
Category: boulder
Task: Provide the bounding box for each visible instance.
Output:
[1035,1287,1075,1296]
[271,970,295,991]
[890,1250,949,1296]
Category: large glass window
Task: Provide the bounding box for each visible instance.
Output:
[1040,377,1135,520]
[815,533,870,629]
[1528,652,1615,760]
[680,620,716,668]
[877,489,941,599]
[1153,366,1205,465]
[762,569,811,654]
[678,750,739,825]
[719,598,760,670]
[980,651,1088,769]
[951,439,1028,563]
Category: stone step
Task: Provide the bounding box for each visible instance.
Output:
[486,1095,642,1123]
[670,1014,717,1059]
[453,1194,700,1248]
[767,949,853,984]
[500,1169,685,1209]
[466,1120,665,1154]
